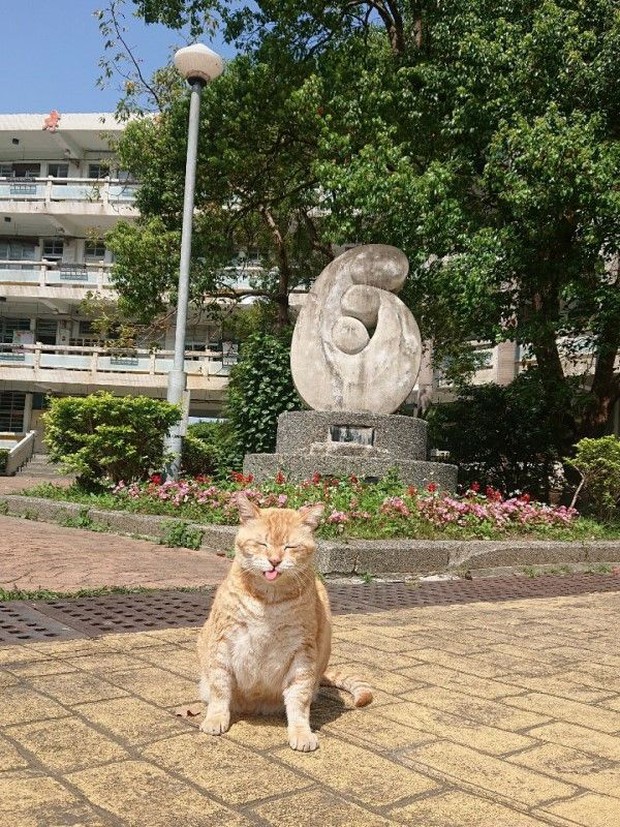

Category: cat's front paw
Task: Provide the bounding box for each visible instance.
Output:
[288,727,319,752]
[200,712,230,735]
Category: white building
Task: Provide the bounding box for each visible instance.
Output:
[0,112,231,449]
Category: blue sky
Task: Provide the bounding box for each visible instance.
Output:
[0,2,235,114]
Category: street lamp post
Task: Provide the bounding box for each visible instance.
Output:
[164,44,223,479]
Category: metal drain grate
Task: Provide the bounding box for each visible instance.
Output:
[1,573,620,645]
[0,602,83,643]
[327,574,620,613]
[33,591,216,638]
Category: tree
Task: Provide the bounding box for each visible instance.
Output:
[43,393,180,487]
[104,46,332,329]
[107,0,620,439]
[303,0,620,438]
[427,370,579,498]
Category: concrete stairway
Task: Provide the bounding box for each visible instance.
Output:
[17,453,69,479]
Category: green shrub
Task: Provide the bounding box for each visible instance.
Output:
[160,519,204,549]
[427,371,577,498]
[567,436,620,521]
[0,449,8,473]
[43,392,180,487]
[224,330,302,463]
[181,421,239,478]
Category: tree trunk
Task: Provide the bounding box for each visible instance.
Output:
[580,321,620,437]
[260,206,291,331]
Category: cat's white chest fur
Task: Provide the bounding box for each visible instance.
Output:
[228,596,313,708]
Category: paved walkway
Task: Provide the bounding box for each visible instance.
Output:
[0,513,231,591]
[0,474,231,591]
[1,592,619,826]
[3,473,620,825]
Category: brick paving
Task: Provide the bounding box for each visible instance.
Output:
[1,591,620,825]
[3,471,620,824]
[0,474,231,591]
[0,513,231,591]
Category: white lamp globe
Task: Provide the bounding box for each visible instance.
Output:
[174,44,224,84]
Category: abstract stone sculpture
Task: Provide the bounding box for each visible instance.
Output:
[244,244,457,489]
[290,244,421,414]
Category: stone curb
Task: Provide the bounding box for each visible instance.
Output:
[3,493,620,575]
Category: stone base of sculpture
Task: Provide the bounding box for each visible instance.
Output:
[243,411,458,489]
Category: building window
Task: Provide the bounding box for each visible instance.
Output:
[12,163,41,179]
[48,163,69,178]
[42,239,64,261]
[474,348,494,370]
[88,163,110,179]
[0,240,36,263]
[84,240,106,261]
[0,318,30,344]
[0,391,26,431]
[35,319,58,346]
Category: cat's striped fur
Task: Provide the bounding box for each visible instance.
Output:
[197,493,372,751]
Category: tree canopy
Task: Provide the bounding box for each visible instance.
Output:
[102,0,620,438]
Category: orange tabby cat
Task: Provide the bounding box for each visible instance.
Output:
[196,493,372,751]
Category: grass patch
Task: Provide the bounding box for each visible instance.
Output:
[160,520,205,550]
[0,585,210,601]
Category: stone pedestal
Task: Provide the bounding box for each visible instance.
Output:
[244,411,458,489]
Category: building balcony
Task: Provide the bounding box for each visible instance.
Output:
[0,260,115,298]
[0,176,138,236]
[0,342,233,402]
[0,176,137,205]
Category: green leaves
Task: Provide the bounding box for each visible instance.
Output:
[109,0,620,435]
[224,330,302,459]
[43,393,181,486]
[568,436,620,521]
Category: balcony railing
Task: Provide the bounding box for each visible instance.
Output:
[0,260,115,290]
[0,176,138,205]
[0,342,236,381]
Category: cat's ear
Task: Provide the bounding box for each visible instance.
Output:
[298,502,325,530]
[235,492,261,524]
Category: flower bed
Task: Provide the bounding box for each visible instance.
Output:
[28,471,598,541]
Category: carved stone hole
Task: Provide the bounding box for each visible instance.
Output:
[329,426,375,446]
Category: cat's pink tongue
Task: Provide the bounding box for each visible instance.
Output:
[264,569,280,581]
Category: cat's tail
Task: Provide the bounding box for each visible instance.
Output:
[320,670,373,707]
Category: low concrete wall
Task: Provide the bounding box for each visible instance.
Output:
[3,493,620,576]
[1,431,36,476]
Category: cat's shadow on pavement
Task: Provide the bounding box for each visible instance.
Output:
[179,687,353,736]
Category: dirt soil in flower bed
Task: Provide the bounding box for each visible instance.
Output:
[2,491,620,576]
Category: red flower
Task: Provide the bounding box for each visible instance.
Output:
[149,473,163,485]
[427,482,438,493]
[470,481,481,493]
[275,470,286,484]
[231,471,254,484]
[349,473,359,484]
[407,485,418,497]
[485,486,503,502]
[311,472,322,485]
